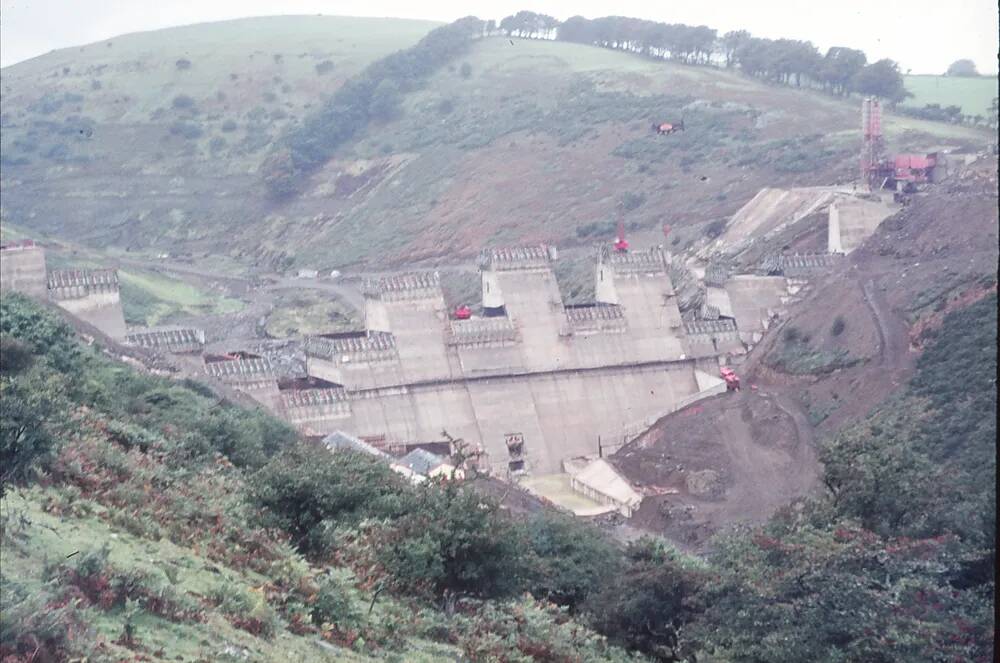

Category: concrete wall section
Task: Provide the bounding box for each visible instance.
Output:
[527,364,698,471]
[54,290,128,339]
[454,343,526,376]
[828,196,896,254]
[335,360,701,475]
[384,301,453,382]
[345,384,483,455]
[711,187,836,256]
[724,275,787,336]
[612,272,686,361]
[348,387,423,441]
[48,268,127,339]
[0,244,47,299]
[495,268,574,372]
[466,378,551,475]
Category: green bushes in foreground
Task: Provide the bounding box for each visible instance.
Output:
[1,288,993,662]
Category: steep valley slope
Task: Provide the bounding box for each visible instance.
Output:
[611,158,998,548]
[1,16,990,271]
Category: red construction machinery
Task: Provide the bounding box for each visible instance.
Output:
[860,97,936,192]
[651,119,684,135]
[614,220,629,252]
[452,304,472,320]
[720,366,741,392]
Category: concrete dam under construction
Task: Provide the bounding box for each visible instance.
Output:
[261,244,746,476]
[6,178,905,483]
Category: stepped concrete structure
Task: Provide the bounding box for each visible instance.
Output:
[278,377,351,434]
[47,268,127,339]
[125,327,205,354]
[203,353,281,411]
[302,245,726,476]
[0,240,48,300]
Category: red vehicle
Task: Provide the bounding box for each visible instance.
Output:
[614,220,629,252]
[652,119,684,135]
[453,304,472,320]
[720,366,741,392]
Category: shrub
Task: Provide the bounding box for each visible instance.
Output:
[831,316,846,336]
[315,60,335,75]
[220,119,238,132]
[171,94,196,111]
[704,219,726,238]
[175,58,192,70]
[0,584,91,661]
[43,143,70,160]
[248,444,411,556]
[239,130,272,153]
[437,98,455,115]
[0,336,34,375]
[103,419,163,452]
[523,512,623,612]
[459,62,472,78]
[209,136,227,153]
[52,545,202,622]
[29,94,63,115]
[311,574,361,629]
[1,373,57,496]
[457,597,636,662]
[209,580,280,638]
[587,537,706,660]
[168,120,203,140]
[619,191,646,212]
[188,407,297,471]
[370,483,530,601]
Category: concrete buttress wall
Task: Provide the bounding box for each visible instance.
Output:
[0,245,48,299]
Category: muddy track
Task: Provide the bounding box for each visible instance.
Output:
[861,278,904,369]
[771,393,815,448]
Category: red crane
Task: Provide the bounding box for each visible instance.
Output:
[614,220,629,252]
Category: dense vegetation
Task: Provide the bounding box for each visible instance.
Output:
[264,17,488,198]
[495,12,911,102]
[2,291,994,661]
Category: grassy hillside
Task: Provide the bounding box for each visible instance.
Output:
[903,74,997,116]
[0,294,648,661]
[0,18,993,271]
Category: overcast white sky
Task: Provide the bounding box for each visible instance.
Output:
[1,0,997,74]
